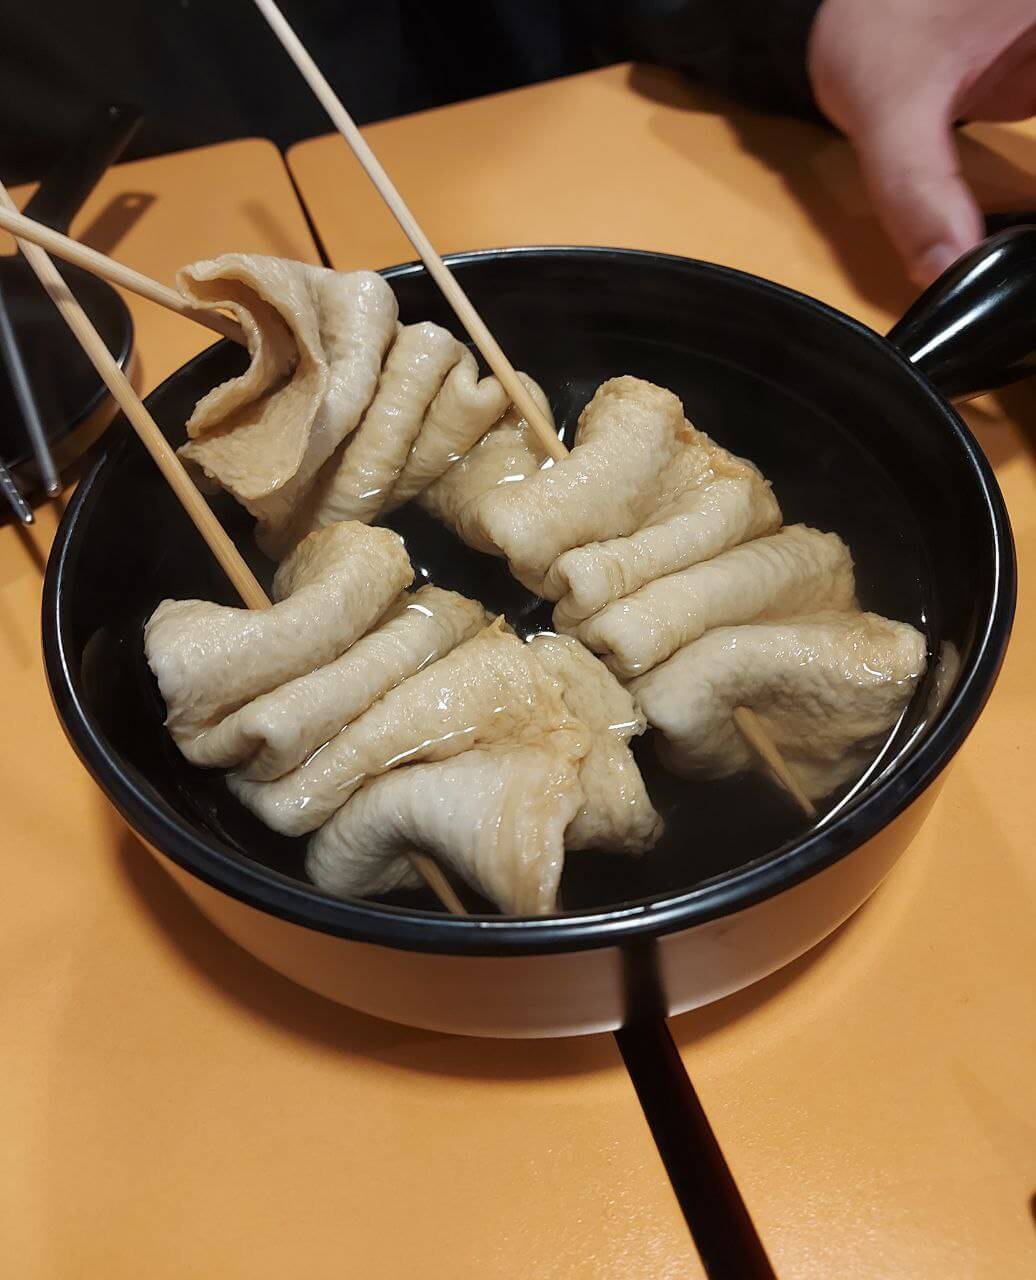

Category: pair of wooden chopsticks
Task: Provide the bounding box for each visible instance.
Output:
[3,1,814,915]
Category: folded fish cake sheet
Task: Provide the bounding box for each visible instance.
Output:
[629,611,928,801]
[177,255,398,552]
[229,621,577,836]
[186,586,488,780]
[572,524,857,679]
[418,379,552,552]
[281,335,518,549]
[529,633,662,853]
[437,374,780,626]
[280,320,462,535]
[472,375,687,594]
[547,453,780,629]
[384,347,512,511]
[144,521,413,764]
[308,731,588,915]
[307,634,662,913]
[175,254,544,559]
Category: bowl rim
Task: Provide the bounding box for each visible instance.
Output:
[42,244,1017,956]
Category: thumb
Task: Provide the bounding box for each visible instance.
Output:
[849,96,985,285]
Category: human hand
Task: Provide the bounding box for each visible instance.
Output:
[808,0,1036,284]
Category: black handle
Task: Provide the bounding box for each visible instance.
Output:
[22,102,143,233]
[887,226,1036,402]
[615,1018,777,1279]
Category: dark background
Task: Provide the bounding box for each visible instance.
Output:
[0,0,821,183]
[0,1,602,180]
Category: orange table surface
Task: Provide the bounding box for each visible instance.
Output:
[0,138,697,1279]
[289,63,1036,1278]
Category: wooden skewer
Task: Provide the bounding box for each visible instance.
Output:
[0,178,460,915]
[731,706,816,819]
[251,0,565,465]
[0,200,245,345]
[409,855,466,915]
[251,0,820,822]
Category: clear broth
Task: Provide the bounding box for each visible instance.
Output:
[124,353,935,915]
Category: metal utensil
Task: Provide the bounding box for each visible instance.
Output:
[0,280,60,495]
[0,455,33,524]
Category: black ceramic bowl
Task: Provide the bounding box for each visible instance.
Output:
[42,245,1018,1037]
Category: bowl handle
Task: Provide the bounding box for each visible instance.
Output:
[887,226,1036,402]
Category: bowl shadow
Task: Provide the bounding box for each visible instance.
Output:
[114,807,871,1077]
[114,824,628,1082]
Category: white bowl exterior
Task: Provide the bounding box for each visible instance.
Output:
[140,779,939,1038]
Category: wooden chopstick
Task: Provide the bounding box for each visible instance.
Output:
[0,202,245,345]
[251,0,565,464]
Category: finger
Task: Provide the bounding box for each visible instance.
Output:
[849,97,985,284]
